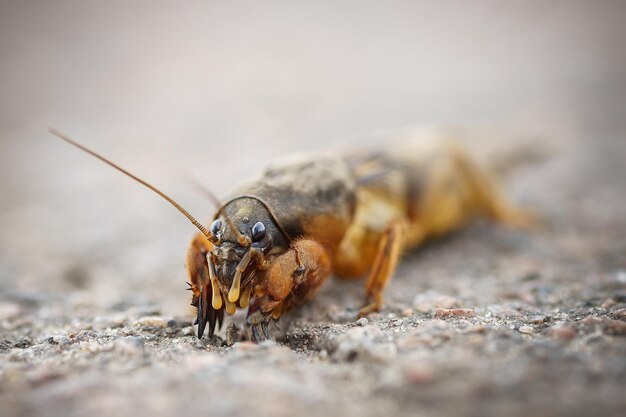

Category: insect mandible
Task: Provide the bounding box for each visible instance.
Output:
[50,128,530,341]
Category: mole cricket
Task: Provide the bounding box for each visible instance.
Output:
[50,128,530,341]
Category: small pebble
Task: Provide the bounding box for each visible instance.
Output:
[529,315,548,324]
[518,325,534,335]
[331,325,396,363]
[115,336,145,356]
[548,325,576,340]
[465,324,487,334]
[132,316,168,328]
[47,335,71,346]
[581,316,603,325]
[225,323,241,346]
[403,363,436,384]
[356,317,369,326]
[193,339,207,349]
[413,292,459,313]
[611,308,626,320]
[367,312,382,320]
[75,330,97,341]
[435,308,475,318]
[81,341,109,353]
[26,369,63,386]
[601,298,616,309]
[14,337,32,349]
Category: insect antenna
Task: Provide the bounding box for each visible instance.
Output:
[187,177,221,209]
[49,128,213,241]
[190,178,251,247]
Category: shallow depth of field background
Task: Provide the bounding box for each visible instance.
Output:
[1,1,625,315]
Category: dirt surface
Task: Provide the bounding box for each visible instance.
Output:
[1,132,625,417]
[2,2,626,417]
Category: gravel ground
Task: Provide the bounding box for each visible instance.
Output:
[1,132,625,417]
[1,3,626,417]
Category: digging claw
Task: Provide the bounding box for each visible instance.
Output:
[260,321,270,339]
[246,305,273,342]
[195,285,223,339]
[251,323,262,342]
[249,321,271,342]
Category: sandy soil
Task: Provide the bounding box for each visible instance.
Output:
[1,129,625,417]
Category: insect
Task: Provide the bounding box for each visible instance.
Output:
[50,128,530,341]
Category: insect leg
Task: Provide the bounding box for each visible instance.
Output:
[358,218,405,316]
[246,239,331,341]
[449,145,535,228]
[417,143,534,237]
[186,233,223,338]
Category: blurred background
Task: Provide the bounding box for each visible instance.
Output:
[1,0,625,316]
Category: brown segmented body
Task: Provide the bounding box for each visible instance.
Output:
[50,128,529,342]
[221,153,357,251]
[188,136,530,340]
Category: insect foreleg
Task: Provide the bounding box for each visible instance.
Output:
[186,233,224,338]
[247,239,331,341]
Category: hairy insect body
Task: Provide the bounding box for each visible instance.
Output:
[188,139,529,340]
[227,154,357,250]
[51,128,527,342]
[190,155,358,338]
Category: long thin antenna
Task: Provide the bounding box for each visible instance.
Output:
[188,178,250,247]
[187,177,221,208]
[49,128,212,240]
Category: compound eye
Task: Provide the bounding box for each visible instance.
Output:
[210,218,222,236]
[251,221,266,242]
